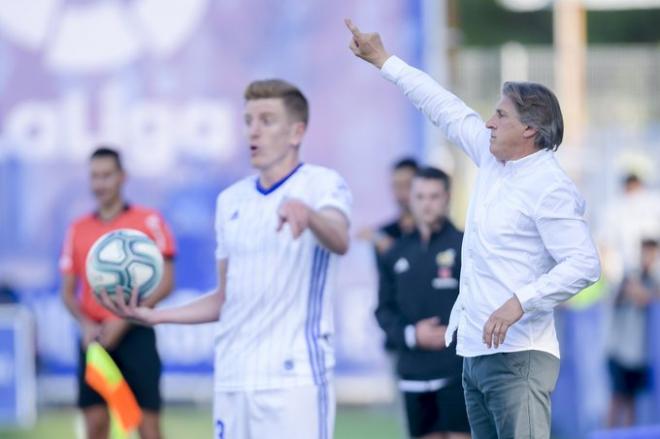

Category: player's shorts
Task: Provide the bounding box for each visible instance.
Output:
[214,383,335,439]
[403,377,470,437]
[77,325,161,411]
[608,357,649,397]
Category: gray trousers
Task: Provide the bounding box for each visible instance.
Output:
[462,350,560,439]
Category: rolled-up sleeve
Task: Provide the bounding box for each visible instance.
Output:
[514,184,601,313]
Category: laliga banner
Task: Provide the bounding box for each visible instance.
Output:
[0,0,425,400]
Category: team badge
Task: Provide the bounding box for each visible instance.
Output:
[436,249,456,268]
[433,249,458,289]
[394,257,410,274]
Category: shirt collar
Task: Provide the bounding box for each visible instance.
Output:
[256,163,304,195]
[93,203,130,219]
[504,148,552,173]
[413,219,454,242]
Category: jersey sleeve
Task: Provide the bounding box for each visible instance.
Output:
[144,211,177,259]
[215,192,228,260]
[313,169,353,223]
[59,224,78,275]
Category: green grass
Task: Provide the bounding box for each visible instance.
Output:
[0,404,402,438]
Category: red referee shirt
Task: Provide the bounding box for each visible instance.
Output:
[60,204,176,322]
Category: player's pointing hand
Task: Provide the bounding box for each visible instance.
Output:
[344,18,391,69]
[277,198,311,239]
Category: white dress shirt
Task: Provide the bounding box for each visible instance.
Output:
[381,56,601,359]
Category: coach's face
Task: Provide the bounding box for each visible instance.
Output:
[486,95,536,162]
[90,157,124,207]
[244,98,305,171]
[410,178,449,228]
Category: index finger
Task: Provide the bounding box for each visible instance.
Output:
[276,213,286,232]
[344,18,361,37]
[130,285,139,308]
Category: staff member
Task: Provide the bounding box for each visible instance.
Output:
[376,167,470,439]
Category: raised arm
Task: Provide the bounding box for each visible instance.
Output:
[345,18,490,166]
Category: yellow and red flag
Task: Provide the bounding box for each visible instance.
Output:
[85,342,142,439]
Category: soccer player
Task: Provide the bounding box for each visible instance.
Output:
[60,147,176,439]
[376,167,469,439]
[100,79,352,439]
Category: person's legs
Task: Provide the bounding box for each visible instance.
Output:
[462,358,497,439]
[607,359,647,428]
[419,433,445,439]
[475,351,559,439]
[607,358,625,428]
[621,395,636,427]
[607,394,623,428]
[214,391,249,438]
[112,326,162,439]
[250,383,335,439]
[78,342,109,439]
[403,390,439,438]
[435,378,471,439]
[83,405,109,439]
[138,410,162,439]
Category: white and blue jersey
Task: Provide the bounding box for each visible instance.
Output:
[213,163,352,392]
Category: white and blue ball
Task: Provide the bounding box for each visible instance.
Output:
[86,228,163,302]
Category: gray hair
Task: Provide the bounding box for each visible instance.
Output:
[502,82,564,151]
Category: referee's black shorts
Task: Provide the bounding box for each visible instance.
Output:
[403,377,470,437]
[77,325,162,411]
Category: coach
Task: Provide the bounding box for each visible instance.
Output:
[346,20,601,439]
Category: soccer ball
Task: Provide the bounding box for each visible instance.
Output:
[86,228,163,302]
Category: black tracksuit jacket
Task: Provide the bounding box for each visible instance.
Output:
[375,220,464,381]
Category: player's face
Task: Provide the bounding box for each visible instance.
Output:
[392,167,416,212]
[485,95,532,162]
[244,98,305,171]
[410,178,449,228]
[90,157,124,207]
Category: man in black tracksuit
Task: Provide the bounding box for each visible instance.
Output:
[376,167,470,439]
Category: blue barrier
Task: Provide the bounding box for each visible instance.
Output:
[0,305,36,428]
[589,425,660,439]
[553,301,660,439]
